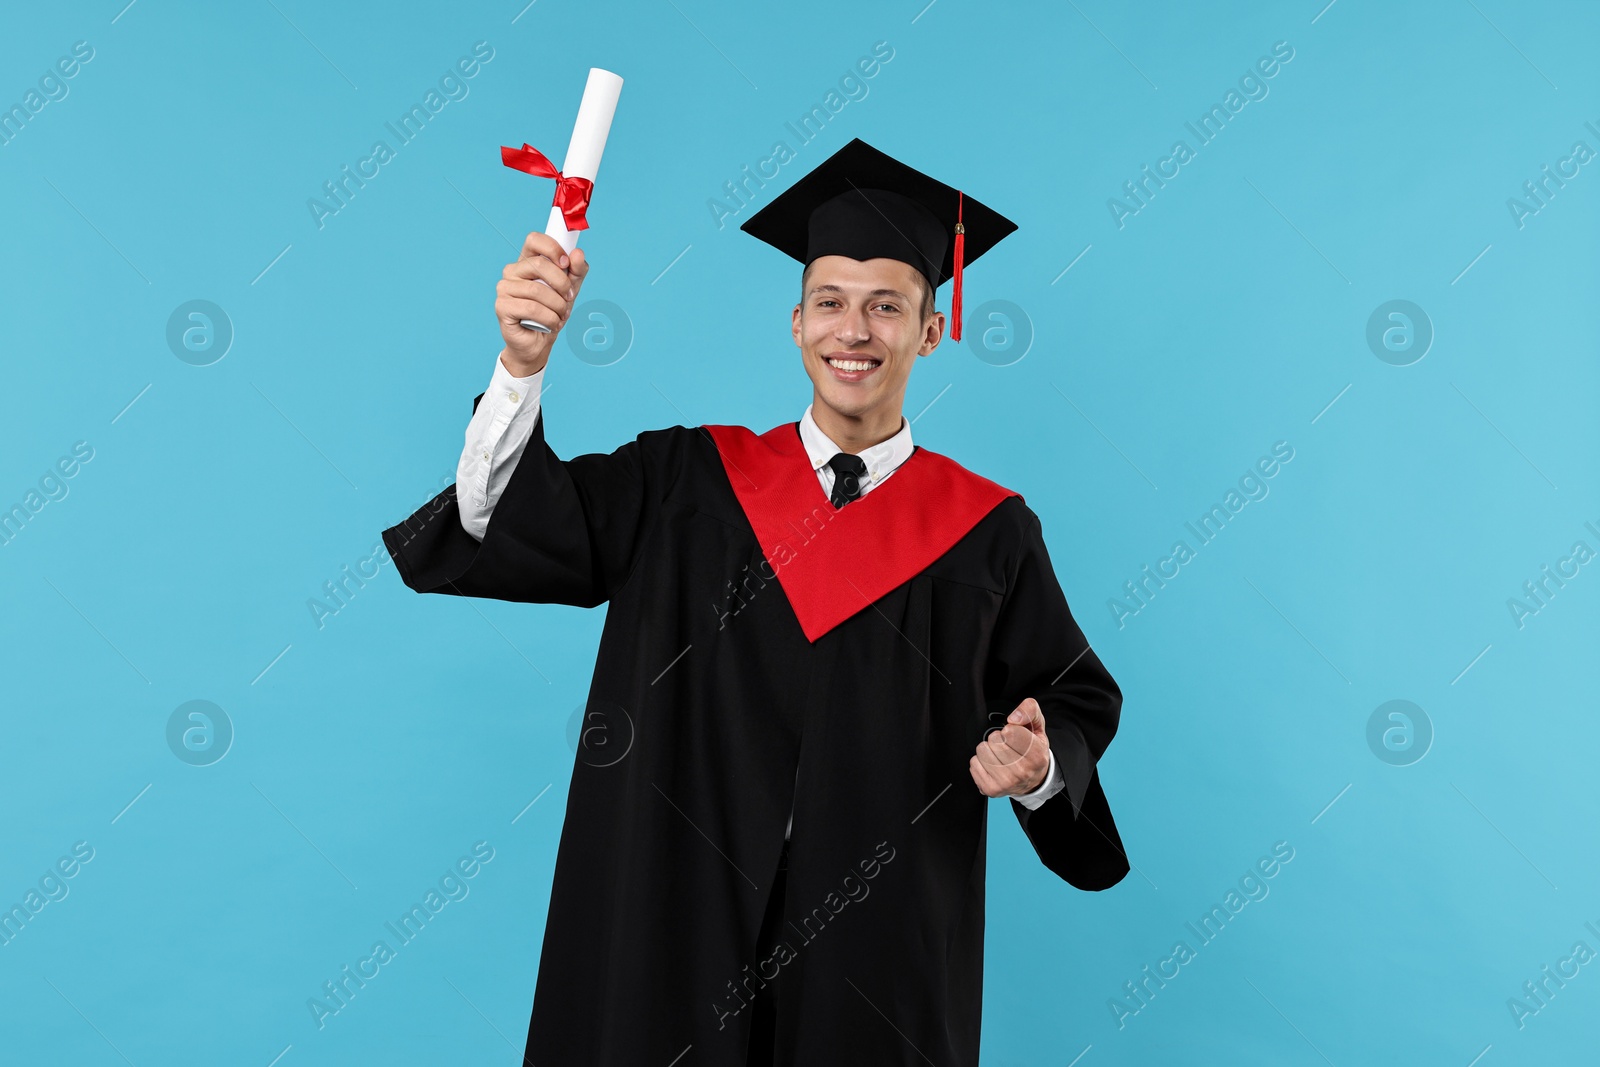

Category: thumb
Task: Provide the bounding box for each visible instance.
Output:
[1007,697,1045,735]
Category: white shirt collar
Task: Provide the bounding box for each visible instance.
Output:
[798,404,915,488]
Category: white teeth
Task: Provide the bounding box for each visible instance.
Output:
[827,358,877,372]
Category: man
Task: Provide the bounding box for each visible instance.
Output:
[381,138,1128,1067]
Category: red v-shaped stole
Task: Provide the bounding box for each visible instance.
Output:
[704,423,1020,643]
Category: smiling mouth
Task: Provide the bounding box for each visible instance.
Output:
[823,355,882,372]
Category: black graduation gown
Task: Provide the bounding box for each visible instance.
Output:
[380,394,1128,1067]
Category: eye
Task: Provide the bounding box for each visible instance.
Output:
[874,303,900,313]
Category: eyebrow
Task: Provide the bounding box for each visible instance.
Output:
[806,284,912,302]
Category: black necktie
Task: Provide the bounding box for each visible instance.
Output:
[827,452,868,508]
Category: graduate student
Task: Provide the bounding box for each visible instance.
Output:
[381,137,1129,1067]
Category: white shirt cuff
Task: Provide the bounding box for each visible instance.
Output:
[1013,748,1064,810]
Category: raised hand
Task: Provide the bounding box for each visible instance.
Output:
[495,231,590,376]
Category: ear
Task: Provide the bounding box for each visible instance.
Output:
[919,310,945,355]
[792,303,803,347]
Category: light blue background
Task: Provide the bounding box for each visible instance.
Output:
[2,1,1596,1063]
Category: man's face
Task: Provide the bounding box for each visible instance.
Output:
[792,255,943,425]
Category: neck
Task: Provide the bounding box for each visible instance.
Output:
[810,395,904,454]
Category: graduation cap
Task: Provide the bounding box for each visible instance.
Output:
[739,137,1017,342]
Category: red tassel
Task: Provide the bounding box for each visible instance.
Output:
[950,191,966,342]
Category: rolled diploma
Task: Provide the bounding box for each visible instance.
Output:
[521,67,623,332]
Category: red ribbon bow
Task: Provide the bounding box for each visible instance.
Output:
[500,142,593,231]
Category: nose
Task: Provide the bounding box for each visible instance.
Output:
[834,304,871,344]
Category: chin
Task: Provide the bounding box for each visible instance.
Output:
[818,385,875,414]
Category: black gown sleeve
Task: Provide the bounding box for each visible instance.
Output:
[983,502,1130,891]
[380,391,664,608]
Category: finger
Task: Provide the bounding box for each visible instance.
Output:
[564,249,587,302]
[974,744,1043,794]
[498,277,570,317]
[969,755,1003,797]
[980,725,1028,765]
[995,722,1045,761]
[519,231,569,266]
[973,737,1012,770]
[504,255,572,293]
[496,294,564,331]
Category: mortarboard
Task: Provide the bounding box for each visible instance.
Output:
[739,137,1017,342]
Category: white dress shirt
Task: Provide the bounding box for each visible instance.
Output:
[458,354,1066,834]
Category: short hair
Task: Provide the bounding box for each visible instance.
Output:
[800,261,936,322]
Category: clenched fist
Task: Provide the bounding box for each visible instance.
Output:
[969,697,1051,798]
[496,231,591,377]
